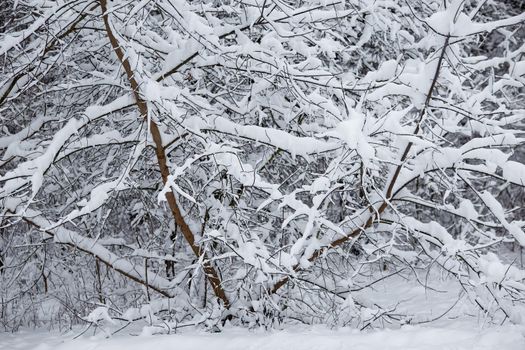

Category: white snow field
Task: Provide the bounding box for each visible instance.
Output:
[1,323,524,350]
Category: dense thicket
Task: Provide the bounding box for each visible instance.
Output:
[1,0,525,332]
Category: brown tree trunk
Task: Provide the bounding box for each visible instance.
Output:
[98,0,230,308]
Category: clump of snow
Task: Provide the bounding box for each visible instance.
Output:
[426,2,525,37]
[502,161,525,186]
[85,307,116,325]
[479,191,525,246]
[478,252,525,285]
[309,176,331,194]
[328,110,375,165]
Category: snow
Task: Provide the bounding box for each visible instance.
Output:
[0,115,52,150]
[207,116,338,158]
[362,59,398,83]
[328,111,375,165]
[425,3,525,37]
[479,191,525,246]
[18,209,179,297]
[478,252,525,285]
[456,199,479,221]
[2,253,525,350]
[1,323,524,350]
[0,5,59,56]
[0,117,83,199]
[85,307,116,325]
[502,161,525,186]
[309,176,331,193]
[61,179,127,223]
[514,61,525,77]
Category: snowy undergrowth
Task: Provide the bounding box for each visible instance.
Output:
[3,269,525,350]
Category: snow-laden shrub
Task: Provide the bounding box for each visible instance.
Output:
[1,0,524,332]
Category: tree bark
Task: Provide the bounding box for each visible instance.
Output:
[98,0,230,308]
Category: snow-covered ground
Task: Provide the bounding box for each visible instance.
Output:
[1,323,524,350]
